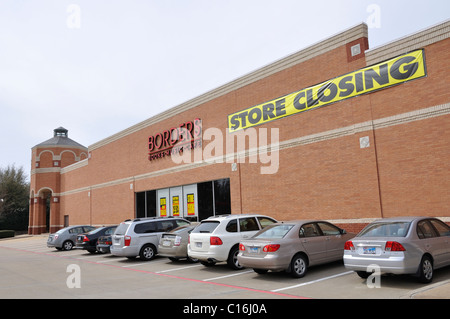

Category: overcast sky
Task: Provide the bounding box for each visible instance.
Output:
[1,0,449,180]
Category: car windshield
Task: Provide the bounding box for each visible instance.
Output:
[254,224,294,239]
[358,221,411,237]
[114,223,130,235]
[191,221,220,234]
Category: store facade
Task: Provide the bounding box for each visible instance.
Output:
[29,21,450,234]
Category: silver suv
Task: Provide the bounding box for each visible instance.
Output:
[111,217,190,261]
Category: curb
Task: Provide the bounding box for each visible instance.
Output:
[402,279,450,299]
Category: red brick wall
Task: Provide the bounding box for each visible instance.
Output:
[55,33,449,228]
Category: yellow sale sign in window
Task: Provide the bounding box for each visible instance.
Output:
[160,197,167,217]
[172,196,180,216]
[187,194,195,216]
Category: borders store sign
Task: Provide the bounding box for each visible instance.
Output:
[228,49,426,132]
[148,118,202,161]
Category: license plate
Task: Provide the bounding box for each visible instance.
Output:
[249,247,259,253]
[195,242,202,248]
[162,240,171,247]
[363,247,376,254]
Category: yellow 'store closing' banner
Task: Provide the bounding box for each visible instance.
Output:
[228,49,426,132]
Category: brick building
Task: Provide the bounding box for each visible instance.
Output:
[29,21,450,234]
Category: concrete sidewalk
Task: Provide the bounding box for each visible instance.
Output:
[403,279,450,299]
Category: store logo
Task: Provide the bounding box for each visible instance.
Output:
[148,119,202,161]
[148,119,279,174]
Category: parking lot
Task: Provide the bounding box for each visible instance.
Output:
[1,235,449,300]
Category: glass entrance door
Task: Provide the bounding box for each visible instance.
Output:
[156,184,198,220]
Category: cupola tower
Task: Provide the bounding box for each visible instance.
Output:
[29,127,88,234]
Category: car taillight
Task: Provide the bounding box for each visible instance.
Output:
[174,236,182,246]
[239,243,245,251]
[83,236,89,242]
[210,236,223,245]
[344,241,355,250]
[385,241,405,251]
[124,236,131,246]
[105,241,112,245]
[263,244,280,252]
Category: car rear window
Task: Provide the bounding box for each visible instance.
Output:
[191,221,220,233]
[115,223,130,235]
[358,222,411,237]
[254,224,294,239]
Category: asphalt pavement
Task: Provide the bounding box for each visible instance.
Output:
[1,233,449,299]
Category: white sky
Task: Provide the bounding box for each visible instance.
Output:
[0,0,449,181]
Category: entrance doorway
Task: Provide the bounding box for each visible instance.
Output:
[40,190,52,233]
[156,184,198,220]
[135,178,231,221]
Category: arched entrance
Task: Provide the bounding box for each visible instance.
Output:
[31,188,60,234]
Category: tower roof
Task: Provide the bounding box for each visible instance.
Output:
[33,127,87,149]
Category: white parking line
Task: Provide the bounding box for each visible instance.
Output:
[74,254,106,259]
[156,264,203,273]
[203,270,254,282]
[271,271,353,292]
[94,257,124,263]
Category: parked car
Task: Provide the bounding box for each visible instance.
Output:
[188,214,277,269]
[158,223,199,262]
[238,220,353,277]
[97,235,113,254]
[47,225,97,251]
[111,217,190,261]
[344,216,450,283]
[75,225,117,253]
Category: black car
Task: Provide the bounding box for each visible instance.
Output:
[76,226,117,253]
[96,235,113,254]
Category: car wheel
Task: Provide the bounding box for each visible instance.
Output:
[418,255,433,283]
[227,246,244,270]
[62,240,74,251]
[139,244,156,261]
[254,269,268,275]
[290,254,307,278]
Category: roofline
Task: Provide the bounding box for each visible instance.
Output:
[366,18,450,65]
[86,19,449,152]
[88,23,368,151]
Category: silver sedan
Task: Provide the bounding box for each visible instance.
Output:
[238,220,354,278]
[343,216,450,283]
[47,225,96,251]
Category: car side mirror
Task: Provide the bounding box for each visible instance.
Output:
[340,229,347,234]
